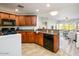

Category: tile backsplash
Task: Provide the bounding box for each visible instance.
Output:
[0,26,37,31]
[18,26,36,30]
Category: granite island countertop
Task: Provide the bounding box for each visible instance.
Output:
[17,29,59,35]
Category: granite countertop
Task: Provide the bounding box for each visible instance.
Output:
[17,29,59,35]
[17,29,34,32]
[17,30,53,35]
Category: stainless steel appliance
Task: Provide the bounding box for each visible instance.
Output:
[1,19,16,26]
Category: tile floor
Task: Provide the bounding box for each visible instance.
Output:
[22,43,68,56]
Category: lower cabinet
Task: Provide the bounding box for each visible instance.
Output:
[21,32,35,43]
[26,32,35,43]
[21,32,43,46]
[35,33,44,46]
[20,31,59,53]
[21,32,27,43]
[53,35,59,52]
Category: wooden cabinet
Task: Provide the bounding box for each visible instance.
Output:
[16,15,37,26]
[18,16,26,26]
[20,32,28,43]
[25,16,31,26]
[20,32,35,43]
[21,32,27,43]
[9,14,16,20]
[35,33,44,46]
[0,12,9,19]
[0,12,37,26]
[15,15,37,26]
[25,16,37,26]
[15,15,25,26]
[35,33,39,44]
[15,15,19,26]
[26,32,35,43]
[53,32,59,53]
[31,16,37,26]
[21,32,43,45]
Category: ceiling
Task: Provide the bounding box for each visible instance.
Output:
[0,3,79,21]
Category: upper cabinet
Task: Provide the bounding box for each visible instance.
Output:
[25,15,37,26]
[15,15,19,26]
[16,15,37,26]
[25,16,31,26]
[0,12,9,19]
[18,15,26,26]
[9,14,16,20]
[31,16,37,26]
[0,12,37,26]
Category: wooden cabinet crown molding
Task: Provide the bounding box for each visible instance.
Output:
[0,12,16,19]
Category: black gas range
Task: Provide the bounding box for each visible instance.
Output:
[1,28,17,35]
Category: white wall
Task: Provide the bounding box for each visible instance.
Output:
[38,16,57,29]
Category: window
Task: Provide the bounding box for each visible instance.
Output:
[57,23,76,30]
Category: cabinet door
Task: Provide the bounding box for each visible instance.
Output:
[26,32,34,43]
[38,33,44,46]
[29,32,35,43]
[15,15,20,26]
[31,16,37,26]
[26,32,31,43]
[35,33,43,46]
[9,14,16,20]
[25,32,29,43]
[21,32,26,43]
[35,33,39,44]
[53,35,59,52]
[21,32,31,43]
[0,13,9,19]
[21,32,35,43]
[25,16,37,26]
[18,16,26,26]
[25,16,31,26]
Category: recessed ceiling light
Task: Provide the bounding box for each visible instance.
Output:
[50,11,58,16]
[15,9,18,12]
[36,9,39,12]
[46,4,50,7]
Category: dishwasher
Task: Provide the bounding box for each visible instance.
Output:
[43,34,54,51]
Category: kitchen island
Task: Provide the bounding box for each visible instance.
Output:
[43,32,59,53]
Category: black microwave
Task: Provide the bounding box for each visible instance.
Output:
[1,19,16,26]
